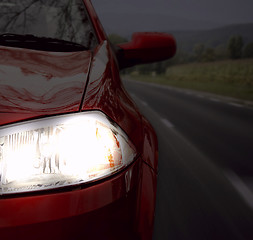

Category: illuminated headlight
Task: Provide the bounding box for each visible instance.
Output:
[0,111,136,194]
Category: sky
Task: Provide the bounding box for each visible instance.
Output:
[92,0,253,25]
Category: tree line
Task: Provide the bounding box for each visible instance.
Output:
[108,33,253,75]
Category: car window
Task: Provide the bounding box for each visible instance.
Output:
[0,0,97,50]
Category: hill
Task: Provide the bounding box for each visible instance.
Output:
[97,12,225,36]
[170,23,253,53]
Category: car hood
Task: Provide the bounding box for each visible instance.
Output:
[0,46,92,126]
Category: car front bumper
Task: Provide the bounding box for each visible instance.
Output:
[0,157,156,240]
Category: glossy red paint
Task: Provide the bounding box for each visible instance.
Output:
[80,41,159,238]
[141,117,159,172]
[81,42,144,154]
[118,32,176,67]
[137,162,158,240]
[0,46,91,126]
[0,159,142,239]
[0,1,160,239]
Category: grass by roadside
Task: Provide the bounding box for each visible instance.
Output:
[128,59,253,102]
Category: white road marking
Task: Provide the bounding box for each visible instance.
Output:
[140,100,148,106]
[209,97,221,102]
[130,92,175,129]
[125,78,253,109]
[229,102,243,108]
[130,93,148,106]
[130,93,136,98]
[224,169,253,209]
[184,91,193,95]
[161,118,175,128]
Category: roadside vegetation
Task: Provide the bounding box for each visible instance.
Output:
[108,31,253,102]
[129,59,253,101]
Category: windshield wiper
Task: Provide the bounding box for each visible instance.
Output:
[0,33,88,52]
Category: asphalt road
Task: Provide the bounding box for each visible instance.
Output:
[123,79,253,240]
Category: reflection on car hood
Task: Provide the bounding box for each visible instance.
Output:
[0,46,92,126]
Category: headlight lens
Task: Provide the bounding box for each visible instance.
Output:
[0,111,136,195]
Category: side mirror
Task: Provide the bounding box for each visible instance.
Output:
[115,32,176,69]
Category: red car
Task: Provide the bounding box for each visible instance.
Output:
[0,0,176,239]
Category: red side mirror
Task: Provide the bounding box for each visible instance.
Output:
[116,32,176,69]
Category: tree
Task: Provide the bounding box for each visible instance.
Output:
[227,35,244,59]
[243,42,253,58]
[214,44,228,60]
[193,43,205,62]
[202,48,216,62]
[154,62,167,75]
[137,64,153,75]
[108,34,127,45]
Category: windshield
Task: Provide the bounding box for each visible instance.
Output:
[0,0,97,50]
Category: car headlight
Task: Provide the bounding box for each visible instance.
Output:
[0,111,136,195]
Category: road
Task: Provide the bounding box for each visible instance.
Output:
[123,79,253,240]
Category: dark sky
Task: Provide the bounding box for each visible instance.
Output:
[92,0,253,25]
